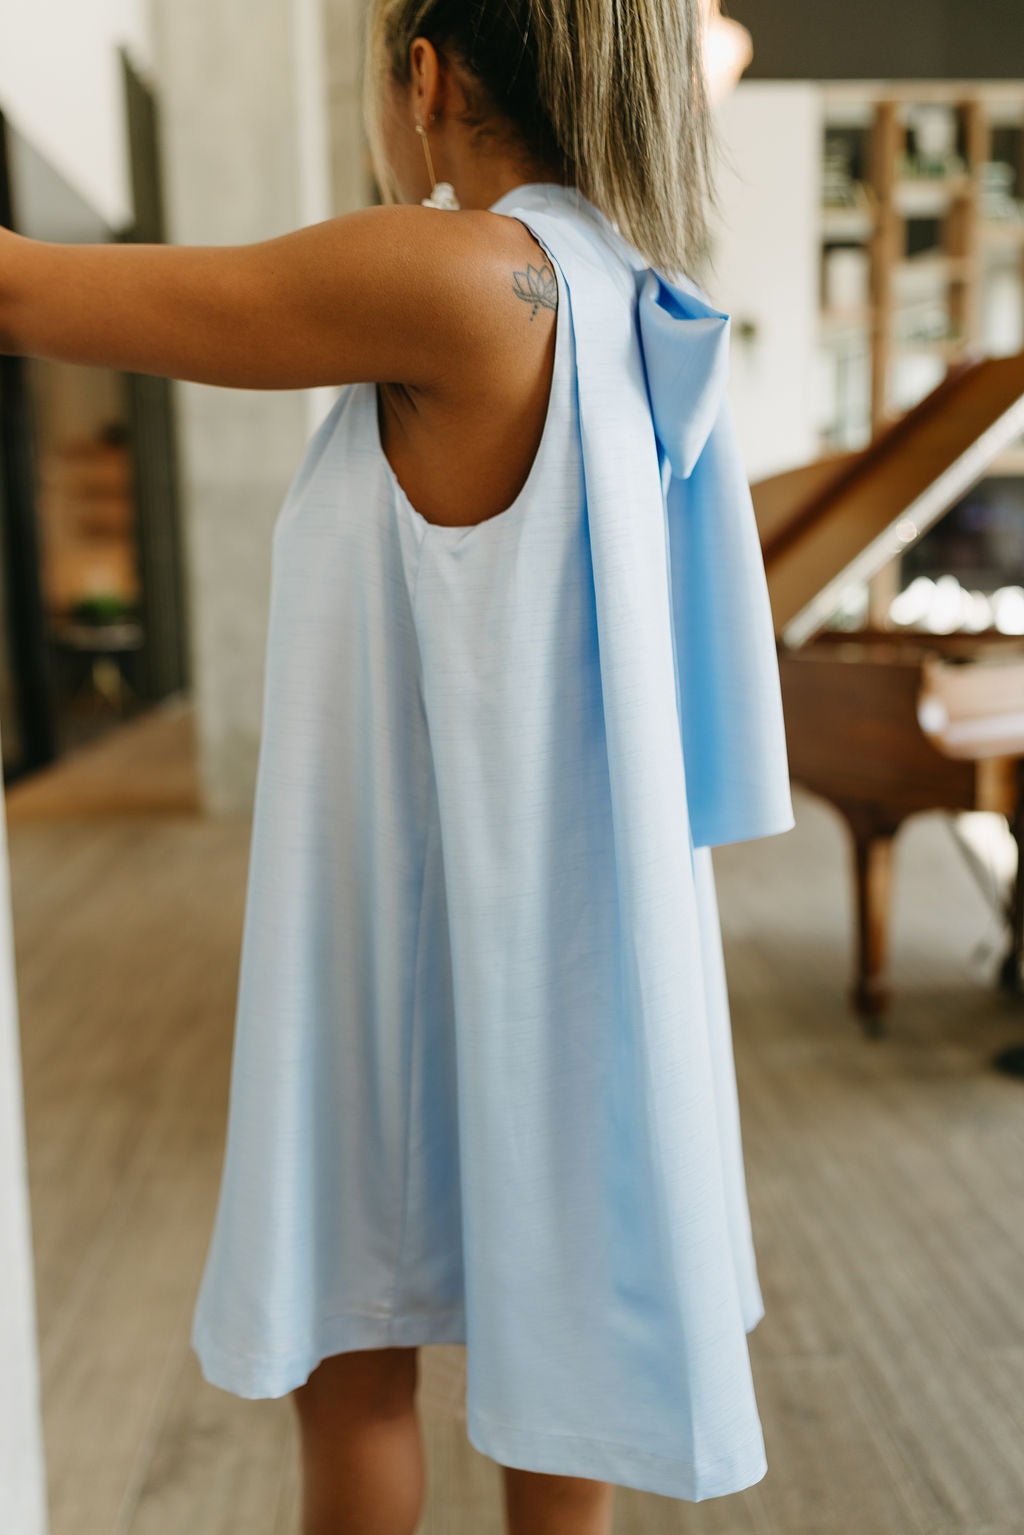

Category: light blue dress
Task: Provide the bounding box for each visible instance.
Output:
[190,180,795,1502]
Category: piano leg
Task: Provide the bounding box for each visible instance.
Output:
[991,766,1024,1078]
[836,803,903,1035]
[996,761,1024,998]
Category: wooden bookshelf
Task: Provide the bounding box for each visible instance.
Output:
[817,81,1024,457]
[815,82,1024,624]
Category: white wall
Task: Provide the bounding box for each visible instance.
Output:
[708,81,823,481]
[292,0,338,436]
[148,0,327,815]
[0,0,153,230]
[0,753,48,1535]
[0,13,153,1531]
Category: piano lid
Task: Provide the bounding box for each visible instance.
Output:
[751,348,1024,647]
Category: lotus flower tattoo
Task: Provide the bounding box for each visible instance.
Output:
[512,261,557,320]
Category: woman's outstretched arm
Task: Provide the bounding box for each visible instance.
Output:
[0,204,507,392]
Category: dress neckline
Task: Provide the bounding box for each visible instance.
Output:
[487,181,585,216]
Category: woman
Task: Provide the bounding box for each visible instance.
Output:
[1,0,795,1530]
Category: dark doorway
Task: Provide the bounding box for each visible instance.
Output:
[0,55,189,787]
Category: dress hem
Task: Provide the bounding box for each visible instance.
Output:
[193,1305,770,1499]
[466,1403,769,1502]
[191,1304,468,1399]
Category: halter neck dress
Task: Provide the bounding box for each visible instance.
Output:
[190,180,795,1503]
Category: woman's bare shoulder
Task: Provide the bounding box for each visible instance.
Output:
[454,208,559,320]
[424,207,558,394]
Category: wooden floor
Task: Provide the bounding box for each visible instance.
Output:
[8,699,1024,1535]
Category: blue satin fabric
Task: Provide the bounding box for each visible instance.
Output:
[190,182,794,1502]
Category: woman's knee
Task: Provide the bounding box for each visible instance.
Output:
[292,1345,420,1428]
[501,1462,615,1527]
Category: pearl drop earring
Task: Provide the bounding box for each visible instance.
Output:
[415,116,460,209]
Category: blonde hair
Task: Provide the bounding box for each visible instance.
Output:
[362,0,721,283]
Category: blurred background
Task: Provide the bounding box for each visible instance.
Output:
[2,3,1024,1533]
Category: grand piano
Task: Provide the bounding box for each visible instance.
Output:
[752,349,1024,1034]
